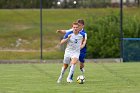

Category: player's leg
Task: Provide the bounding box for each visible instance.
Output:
[79,53,86,74]
[69,53,86,80]
[80,62,85,74]
[70,69,73,80]
[57,57,70,83]
[57,64,68,83]
[67,57,78,83]
[68,59,74,80]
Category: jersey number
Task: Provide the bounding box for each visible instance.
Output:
[74,39,78,43]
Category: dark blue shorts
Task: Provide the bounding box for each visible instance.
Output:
[79,52,86,63]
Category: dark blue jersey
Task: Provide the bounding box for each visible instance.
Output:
[80,29,87,53]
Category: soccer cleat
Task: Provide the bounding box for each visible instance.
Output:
[80,68,85,74]
[67,78,73,83]
[57,79,61,83]
[57,76,62,83]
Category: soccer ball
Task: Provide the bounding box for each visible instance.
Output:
[77,75,85,84]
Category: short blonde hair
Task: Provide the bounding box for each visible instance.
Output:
[72,22,79,27]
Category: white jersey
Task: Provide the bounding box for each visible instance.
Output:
[66,28,87,41]
[63,31,85,60]
[64,31,85,53]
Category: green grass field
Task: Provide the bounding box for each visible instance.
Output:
[0,62,140,93]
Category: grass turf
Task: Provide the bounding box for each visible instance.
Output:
[0,62,140,93]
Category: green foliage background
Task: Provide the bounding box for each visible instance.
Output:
[86,11,140,58]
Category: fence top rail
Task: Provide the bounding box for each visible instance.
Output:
[123,38,140,40]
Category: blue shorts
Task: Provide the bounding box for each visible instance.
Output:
[79,52,86,63]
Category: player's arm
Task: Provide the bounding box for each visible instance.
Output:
[80,38,86,49]
[80,33,87,49]
[60,35,71,45]
[56,30,66,34]
[56,29,73,34]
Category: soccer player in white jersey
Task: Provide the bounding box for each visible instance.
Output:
[56,19,87,79]
[57,22,86,83]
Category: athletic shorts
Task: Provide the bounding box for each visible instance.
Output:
[63,51,80,64]
[79,52,86,63]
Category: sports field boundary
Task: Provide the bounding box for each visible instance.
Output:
[0,58,122,64]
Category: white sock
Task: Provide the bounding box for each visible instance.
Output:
[67,64,76,79]
[58,67,66,79]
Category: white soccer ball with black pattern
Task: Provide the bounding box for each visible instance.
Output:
[77,75,85,84]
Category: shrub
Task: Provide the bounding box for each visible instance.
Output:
[85,12,140,58]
